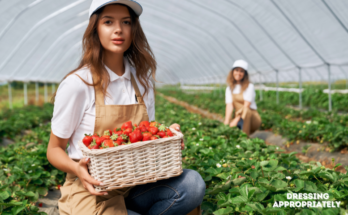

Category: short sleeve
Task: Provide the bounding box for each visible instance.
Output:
[51,74,89,139]
[243,83,255,103]
[225,86,233,104]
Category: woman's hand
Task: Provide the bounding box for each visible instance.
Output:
[75,158,108,196]
[229,116,240,127]
[223,119,230,126]
[170,123,184,150]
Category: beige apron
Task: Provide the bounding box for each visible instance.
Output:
[58,72,202,215]
[232,90,261,136]
[58,73,149,215]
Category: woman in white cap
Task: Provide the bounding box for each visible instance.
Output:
[224,59,261,136]
[47,1,205,215]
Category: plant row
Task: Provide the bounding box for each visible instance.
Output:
[0,104,54,140]
[155,95,348,215]
[0,123,65,214]
[158,89,348,151]
[255,89,348,112]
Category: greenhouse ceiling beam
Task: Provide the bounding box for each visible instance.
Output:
[10,34,47,80]
[0,0,45,41]
[225,0,298,68]
[145,33,213,81]
[0,0,87,75]
[321,0,348,34]
[270,0,327,64]
[38,41,82,82]
[143,22,228,76]
[191,0,278,72]
[143,25,223,80]
[23,21,88,81]
[142,2,234,72]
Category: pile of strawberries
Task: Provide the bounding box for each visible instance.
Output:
[82,121,174,150]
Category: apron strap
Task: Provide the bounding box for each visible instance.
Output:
[91,71,106,106]
[130,73,145,104]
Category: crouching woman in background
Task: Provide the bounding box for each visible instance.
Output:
[223,60,261,136]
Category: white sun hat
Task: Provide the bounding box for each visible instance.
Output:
[89,0,143,18]
[232,59,248,71]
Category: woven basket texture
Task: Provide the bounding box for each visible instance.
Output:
[78,128,183,191]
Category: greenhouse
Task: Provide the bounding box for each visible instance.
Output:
[0,0,348,214]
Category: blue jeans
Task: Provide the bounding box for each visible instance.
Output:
[125,169,206,215]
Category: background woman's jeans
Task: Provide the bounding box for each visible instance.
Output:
[125,169,206,215]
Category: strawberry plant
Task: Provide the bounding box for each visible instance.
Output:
[0,123,65,214]
[158,88,348,151]
[0,104,53,139]
[155,94,348,215]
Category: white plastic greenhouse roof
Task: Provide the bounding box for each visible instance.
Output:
[0,0,348,85]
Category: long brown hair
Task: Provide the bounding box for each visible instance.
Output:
[52,4,156,102]
[226,67,250,92]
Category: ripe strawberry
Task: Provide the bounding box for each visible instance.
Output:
[129,132,139,143]
[95,137,105,146]
[142,132,153,141]
[113,128,123,136]
[121,121,133,130]
[139,121,150,127]
[134,129,143,142]
[162,136,168,138]
[157,125,167,138]
[123,127,133,136]
[92,133,99,140]
[148,127,159,135]
[56,185,61,190]
[149,121,159,127]
[150,136,159,140]
[139,125,148,132]
[38,203,43,207]
[91,145,99,149]
[103,139,114,148]
[114,141,122,146]
[102,134,110,140]
[166,129,174,137]
[157,131,166,138]
[104,130,112,136]
[99,146,103,149]
[82,134,93,147]
[117,134,128,143]
[133,123,138,127]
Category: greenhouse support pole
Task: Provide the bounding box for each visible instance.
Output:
[8,81,12,109]
[44,83,48,103]
[299,68,302,109]
[259,72,263,101]
[24,82,28,106]
[52,83,56,95]
[328,64,332,112]
[276,70,279,104]
[35,82,39,103]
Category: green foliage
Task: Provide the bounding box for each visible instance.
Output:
[158,89,348,150]
[0,103,53,139]
[155,94,348,214]
[0,124,65,214]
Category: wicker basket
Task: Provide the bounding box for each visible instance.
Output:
[78,128,183,192]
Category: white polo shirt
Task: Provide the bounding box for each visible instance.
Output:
[51,57,155,159]
[225,83,257,110]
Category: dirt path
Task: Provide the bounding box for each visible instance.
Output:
[157,93,347,173]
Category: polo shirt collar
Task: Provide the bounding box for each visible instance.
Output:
[104,57,131,82]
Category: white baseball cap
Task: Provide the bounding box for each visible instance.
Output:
[89,0,143,18]
[232,59,248,71]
